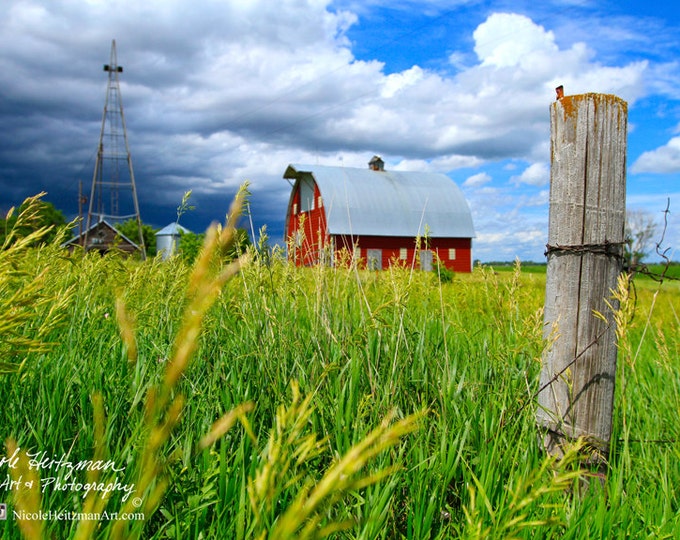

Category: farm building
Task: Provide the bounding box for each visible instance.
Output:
[284,157,475,272]
[156,222,190,260]
[63,219,142,256]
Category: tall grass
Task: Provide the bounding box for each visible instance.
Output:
[1,197,679,538]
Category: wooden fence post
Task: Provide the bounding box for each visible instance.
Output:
[536,92,627,463]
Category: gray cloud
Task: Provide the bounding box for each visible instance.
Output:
[0,0,674,260]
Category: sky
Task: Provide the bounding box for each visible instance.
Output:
[1,0,679,263]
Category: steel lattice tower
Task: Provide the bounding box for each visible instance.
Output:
[85,40,146,259]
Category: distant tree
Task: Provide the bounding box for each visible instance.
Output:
[178,231,205,264]
[0,197,71,248]
[178,227,251,265]
[115,219,157,258]
[625,210,658,267]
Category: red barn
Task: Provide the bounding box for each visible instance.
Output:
[284,157,475,272]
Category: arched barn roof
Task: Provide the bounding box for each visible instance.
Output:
[284,163,475,238]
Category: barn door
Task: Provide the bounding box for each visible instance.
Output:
[419,250,433,271]
[367,249,382,270]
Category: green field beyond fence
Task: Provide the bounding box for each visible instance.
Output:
[1,203,679,539]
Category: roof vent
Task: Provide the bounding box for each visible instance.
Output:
[368,155,384,171]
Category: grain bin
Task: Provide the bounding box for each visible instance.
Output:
[155,222,190,260]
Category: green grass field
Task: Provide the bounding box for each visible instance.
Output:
[1,200,679,539]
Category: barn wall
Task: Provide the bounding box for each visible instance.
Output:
[334,235,472,273]
[286,178,329,266]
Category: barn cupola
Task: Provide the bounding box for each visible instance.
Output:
[368,155,384,171]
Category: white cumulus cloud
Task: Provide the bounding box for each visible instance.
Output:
[512,162,549,186]
[631,137,680,174]
[464,172,492,187]
[474,13,558,68]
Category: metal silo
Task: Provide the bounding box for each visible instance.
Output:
[155,222,190,260]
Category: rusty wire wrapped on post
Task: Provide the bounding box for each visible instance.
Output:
[544,240,626,259]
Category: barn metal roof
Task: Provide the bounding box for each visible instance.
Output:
[284,164,475,238]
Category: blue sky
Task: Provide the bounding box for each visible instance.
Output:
[1,0,678,262]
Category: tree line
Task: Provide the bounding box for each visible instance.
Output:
[0,198,250,263]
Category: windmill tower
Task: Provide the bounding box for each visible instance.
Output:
[84,40,146,259]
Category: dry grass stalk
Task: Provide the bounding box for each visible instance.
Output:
[112,185,252,538]
[198,402,255,451]
[0,194,75,374]
[5,187,253,540]
[263,404,424,539]
[73,394,112,540]
[463,439,586,537]
[115,297,138,363]
[5,439,44,540]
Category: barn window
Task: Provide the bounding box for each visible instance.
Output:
[299,177,315,212]
[448,248,456,260]
[293,203,298,215]
[399,248,407,260]
[317,196,323,208]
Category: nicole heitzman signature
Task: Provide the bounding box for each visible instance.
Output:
[1,447,126,476]
[1,448,136,503]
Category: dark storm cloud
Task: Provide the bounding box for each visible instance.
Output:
[2,0,671,262]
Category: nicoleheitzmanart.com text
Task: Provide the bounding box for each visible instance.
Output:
[11,510,145,522]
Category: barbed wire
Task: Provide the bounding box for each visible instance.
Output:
[496,198,676,447]
[545,240,626,259]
